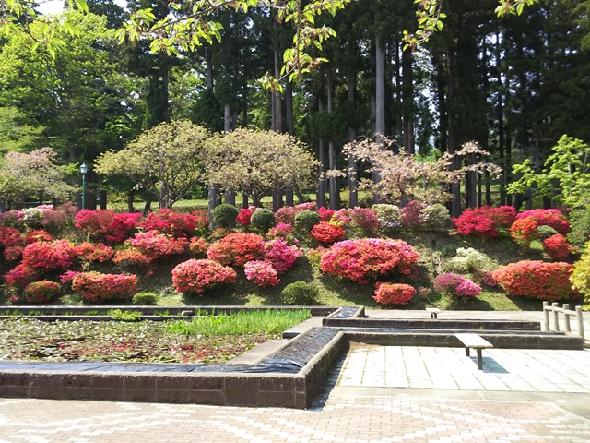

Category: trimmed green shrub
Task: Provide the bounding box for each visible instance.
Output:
[294,210,320,234]
[132,292,159,305]
[212,204,239,229]
[251,208,275,233]
[419,204,451,231]
[571,244,590,303]
[281,281,319,305]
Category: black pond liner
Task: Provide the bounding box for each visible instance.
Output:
[0,328,340,375]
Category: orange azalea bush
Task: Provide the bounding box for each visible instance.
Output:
[492,260,574,301]
[172,259,237,294]
[207,233,265,267]
[372,283,416,306]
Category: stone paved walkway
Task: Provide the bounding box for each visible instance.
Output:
[337,344,590,392]
[0,392,589,443]
[1,342,590,442]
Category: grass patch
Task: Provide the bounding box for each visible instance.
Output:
[167,309,310,336]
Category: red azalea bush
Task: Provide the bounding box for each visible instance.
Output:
[0,226,23,248]
[16,280,61,304]
[453,209,498,237]
[74,242,114,263]
[453,206,517,238]
[129,231,187,258]
[75,210,140,243]
[311,222,346,245]
[349,208,380,234]
[318,207,335,221]
[543,234,571,259]
[21,240,77,271]
[207,233,265,267]
[112,248,153,268]
[105,212,142,243]
[75,210,115,235]
[188,237,209,256]
[373,283,416,306]
[139,209,198,237]
[510,217,539,246]
[4,264,37,289]
[3,245,24,261]
[320,239,420,283]
[515,209,569,234]
[24,230,53,244]
[264,239,301,273]
[236,208,254,226]
[72,271,137,303]
[244,260,280,287]
[171,259,237,294]
[492,260,573,301]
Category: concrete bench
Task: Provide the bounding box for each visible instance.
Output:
[425,308,441,319]
[454,333,494,370]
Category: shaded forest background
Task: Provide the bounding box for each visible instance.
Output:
[0,0,589,212]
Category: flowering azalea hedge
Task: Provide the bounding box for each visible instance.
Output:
[207,233,265,267]
[373,283,416,306]
[492,260,573,301]
[453,206,516,238]
[171,259,237,295]
[320,239,420,283]
[244,260,280,287]
[72,272,137,303]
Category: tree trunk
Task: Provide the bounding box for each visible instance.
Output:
[401,48,415,153]
[326,72,339,210]
[373,33,385,193]
[317,95,326,208]
[285,81,295,206]
[223,103,236,206]
[242,194,249,209]
[147,57,170,128]
[127,190,135,212]
[347,71,359,208]
[446,42,461,216]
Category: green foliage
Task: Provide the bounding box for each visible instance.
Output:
[281,281,320,305]
[0,11,144,159]
[95,120,209,208]
[569,206,590,247]
[373,204,403,234]
[108,309,143,322]
[251,208,275,233]
[419,204,451,231]
[571,245,590,303]
[0,148,76,207]
[0,106,44,153]
[509,135,590,209]
[204,128,317,203]
[444,247,498,275]
[132,292,159,305]
[212,204,239,229]
[167,309,310,336]
[294,210,320,234]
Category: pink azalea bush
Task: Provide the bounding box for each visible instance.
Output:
[434,272,481,297]
[129,231,187,259]
[244,260,280,287]
[264,239,301,273]
[171,259,237,295]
